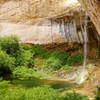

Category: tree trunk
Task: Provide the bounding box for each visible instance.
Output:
[79,0,100,35]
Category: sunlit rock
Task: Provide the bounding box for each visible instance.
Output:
[75,69,89,84]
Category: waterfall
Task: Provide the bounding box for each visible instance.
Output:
[76,14,89,84]
[83,15,88,68]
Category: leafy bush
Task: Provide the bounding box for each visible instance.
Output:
[0,35,20,57]
[31,45,44,55]
[45,52,69,70]
[67,54,84,66]
[20,44,32,50]
[24,86,60,100]
[0,50,15,79]
[0,80,11,97]
[16,49,33,66]
[13,66,48,79]
[50,51,69,65]
[62,93,89,100]
[0,84,89,100]
[46,57,63,70]
[0,36,34,67]
[31,45,51,58]
[0,80,11,89]
[62,65,72,73]
[96,87,100,100]
[34,57,47,69]
[0,86,61,100]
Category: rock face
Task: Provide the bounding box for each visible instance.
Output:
[0,0,80,23]
[0,21,68,44]
[79,0,100,35]
[0,0,99,44]
[0,0,81,44]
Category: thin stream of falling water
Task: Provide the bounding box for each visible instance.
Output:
[83,14,88,69]
[76,13,89,84]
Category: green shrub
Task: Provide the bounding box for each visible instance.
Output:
[13,66,48,79]
[0,35,20,57]
[24,86,60,100]
[0,85,89,100]
[62,93,89,100]
[62,65,72,73]
[0,80,11,97]
[96,87,100,100]
[34,57,47,69]
[67,54,84,66]
[46,57,63,70]
[13,66,35,79]
[20,44,32,50]
[0,80,11,89]
[31,45,45,55]
[45,52,69,70]
[31,45,51,58]
[0,36,34,67]
[0,86,61,100]
[50,51,69,65]
[0,50,15,79]
[16,49,33,66]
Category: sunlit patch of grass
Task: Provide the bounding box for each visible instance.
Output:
[34,56,47,69]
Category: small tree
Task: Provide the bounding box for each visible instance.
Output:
[0,35,20,57]
[0,50,15,79]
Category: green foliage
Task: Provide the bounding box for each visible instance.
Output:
[0,80,11,89]
[0,36,34,67]
[0,80,11,96]
[0,35,20,57]
[13,66,34,79]
[50,52,69,64]
[0,36,90,100]
[31,45,45,55]
[13,66,49,79]
[20,44,32,50]
[62,93,89,100]
[45,52,69,70]
[46,57,63,70]
[67,54,84,66]
[34,57,47,69]
[16,49,33,66]
[0,36,84,80]
[31,45,51,58]
[0,50,15,79]
[0,83,89,100]
[62,65,72,73]
[24,86,60,100]
[96,87,100,100]
[0,86,61,100]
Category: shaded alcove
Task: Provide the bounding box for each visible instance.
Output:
[46,10,100,59]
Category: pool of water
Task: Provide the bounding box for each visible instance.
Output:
[12,78,75,90]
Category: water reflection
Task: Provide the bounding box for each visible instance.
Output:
[12,78,75,90]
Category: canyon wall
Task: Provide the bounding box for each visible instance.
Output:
[0,0,81,44]
[79,0,100,35]
[0,0,99,44]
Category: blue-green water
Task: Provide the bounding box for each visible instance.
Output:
[12,78,75,90]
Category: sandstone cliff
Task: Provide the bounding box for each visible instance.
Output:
[0,0,81,44]
[0,0,99,44]
[79,0,100,35]
[0,0,80,23]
